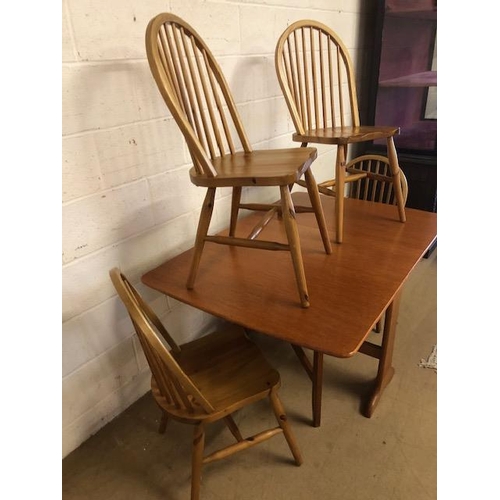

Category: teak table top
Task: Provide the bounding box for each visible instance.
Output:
[142,192,437,359]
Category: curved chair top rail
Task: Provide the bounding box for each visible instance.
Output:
[109,268,215,415]
[146,13,252,177]
[275,19,360,136]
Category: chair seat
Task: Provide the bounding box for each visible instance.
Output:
[293,125,400,145]
[189,148,317,187]
[152,324,280,420]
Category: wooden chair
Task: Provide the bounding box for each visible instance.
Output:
[346,154,408,206]
[145,13,332,308]
[346,154,408,332]
[109,268,303,500]
[275,20,407,244]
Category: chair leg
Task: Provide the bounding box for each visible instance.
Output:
[187,188,216,289]
[224,415,244,442]
[269,388,303,466]
[279,185,309,308]
[229,186,242,237]
[386,136,407,223]
[158,411,168,434]
[191,423,205,500]
[303,168,332,254]
[334,144,347,243]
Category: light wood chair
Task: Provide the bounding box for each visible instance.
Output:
[145,13,332,308]
[275,20,407,244]
[109,268,303,500]
[346,154,408,206]
[346,154,408,332]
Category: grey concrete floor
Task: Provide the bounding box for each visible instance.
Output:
[62,250,437,500]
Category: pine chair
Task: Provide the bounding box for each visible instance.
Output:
[346,154,408,206]
[145,13,332,308]
[275,20,407,244]
[109,268,303,500]
[346,154,408,332]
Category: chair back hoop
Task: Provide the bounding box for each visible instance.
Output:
[145,13,252,177]
[109,268,215,414]
[346,154,408,206]
[275,19,360,136]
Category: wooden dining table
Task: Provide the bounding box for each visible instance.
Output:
[141,192,437,426]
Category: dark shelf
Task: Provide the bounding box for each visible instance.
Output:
[379,70,437,87]
[386,10,436,20]
[361,0,437,217]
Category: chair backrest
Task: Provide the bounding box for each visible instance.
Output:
[145,13,252,177]
[346,155,408,206]
[109,268,216,414]
[275,20,360,135]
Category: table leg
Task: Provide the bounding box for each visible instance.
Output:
[312,351,324,427]
[363,290,402,417]
[293,288,402,421]
[290,345,324,427]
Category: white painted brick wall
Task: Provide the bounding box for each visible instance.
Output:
[62,0,374,458]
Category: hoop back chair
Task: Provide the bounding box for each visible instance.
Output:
[109,268,303,500]
[146,13,332,308]
[347,155,408,206]
[275,20,406,243]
